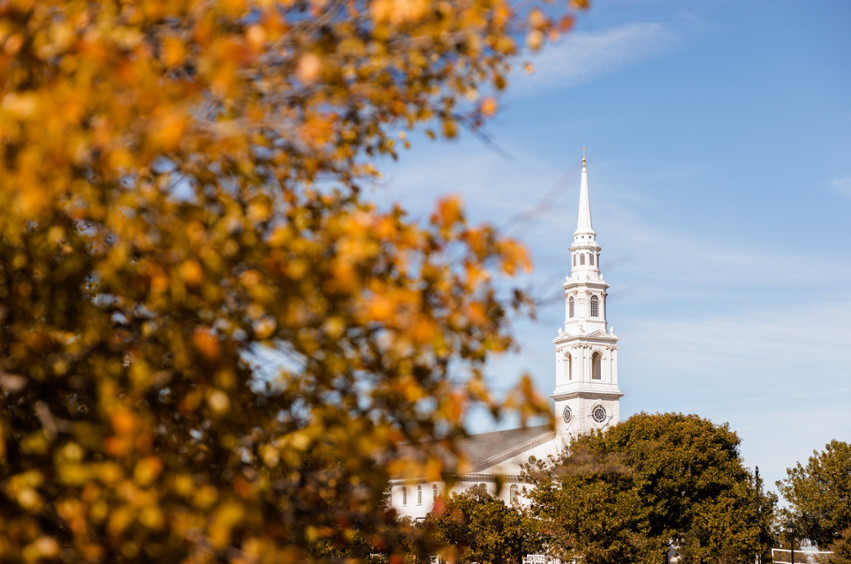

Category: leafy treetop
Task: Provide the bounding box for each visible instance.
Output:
[778,440,851,548]
[523,412,777,564]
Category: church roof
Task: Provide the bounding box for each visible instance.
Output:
[455,425,552,470]
[389,424,553,478]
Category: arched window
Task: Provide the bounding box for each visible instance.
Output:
[590,295,599,317]
[568,296,574,318]
[433,484,438,500]
[417,485,422,505]
[568,353,573,381]
[592,352,602,380]
[510,484,519,504]
[402,487,407,506]
[590,253,595,265]
[579,254,585,265]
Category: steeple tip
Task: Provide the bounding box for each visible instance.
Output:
[574,147,595,236]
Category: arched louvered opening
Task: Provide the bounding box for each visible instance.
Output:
[590,295,599,317]
[579,254,585,265]
[590,253,595,265]
[568,353,573,381]
[592,352,602,380]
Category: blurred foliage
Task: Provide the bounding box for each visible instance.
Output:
[418,484,541,564]
[0,0,583,561]
[778,440,851,548]
[522,413,778,564]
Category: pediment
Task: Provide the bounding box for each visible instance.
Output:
[554,330,617,344]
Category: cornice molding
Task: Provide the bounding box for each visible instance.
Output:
[554,332,619,345]
[551,390,624,402]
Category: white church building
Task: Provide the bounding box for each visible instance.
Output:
[390,155,624,519]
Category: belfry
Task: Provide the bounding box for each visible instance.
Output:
[553,152,622,436]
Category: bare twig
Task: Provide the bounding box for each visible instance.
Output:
[500,159,581,237]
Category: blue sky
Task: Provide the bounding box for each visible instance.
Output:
[373,0,851,495]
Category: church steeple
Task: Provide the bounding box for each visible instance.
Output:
[552,150,622,439]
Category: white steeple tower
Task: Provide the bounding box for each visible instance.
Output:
[553,150,622,437]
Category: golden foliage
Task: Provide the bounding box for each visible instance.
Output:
[0,0,580,561]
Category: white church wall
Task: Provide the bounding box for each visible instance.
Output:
[391,482,442,520]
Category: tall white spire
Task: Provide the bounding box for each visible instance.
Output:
[570,149,601,281]
[552,148,622,439]
[575,147,596,237]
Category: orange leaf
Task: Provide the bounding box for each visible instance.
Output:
[193,328,221,360]
[481,97,498,117]
[431,195,463,228]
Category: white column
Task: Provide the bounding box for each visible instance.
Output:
[555,350,561,385]
[612,347,618,385]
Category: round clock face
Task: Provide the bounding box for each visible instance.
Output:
[592,405,607,423]
[562,406,572,423]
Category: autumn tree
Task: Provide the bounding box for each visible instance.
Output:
[778,440,851,548]
[523,413,777,564]
[0,0,585,562]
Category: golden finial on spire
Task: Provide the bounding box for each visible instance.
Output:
[582,145,586,166]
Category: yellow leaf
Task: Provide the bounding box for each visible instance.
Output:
[526,29,544,51]
[208,389,230,414]
[133,456,163,486]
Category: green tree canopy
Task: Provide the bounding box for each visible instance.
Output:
[420,484,534,564]
[523,412,777,564]
[778,440,851,548]
[0,0,583,561]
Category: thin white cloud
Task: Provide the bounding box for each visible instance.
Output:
[626,301,851,377]
[596,202,851,295]
[512,22,679,97]
[831,175,851,199]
